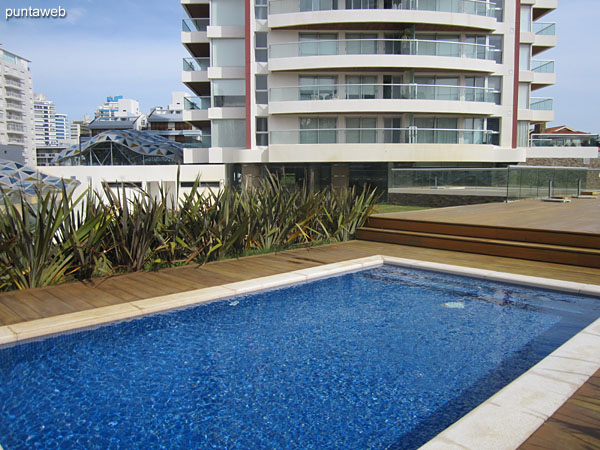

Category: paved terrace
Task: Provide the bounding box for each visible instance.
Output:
[0,199,599,449]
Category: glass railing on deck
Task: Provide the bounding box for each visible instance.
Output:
[182,18,209,32]
[533,22,556,35]
[183,57,210,71]
[530,97,553,111]
[184,96,211,110]
[270,83,496,103]
[270,38,498,61]
[531,60,555,73]
[529,135,598,147]
[269,0,495,17]
[270,127,496,145]
[389,166,593,201]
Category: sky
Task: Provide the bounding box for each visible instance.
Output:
[0,0,598,133]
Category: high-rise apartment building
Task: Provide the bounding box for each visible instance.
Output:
[95,96,141,119]
[0,45,35,165]
[34,93,71,166]
[34,93,58,147]
[181,0,566,190]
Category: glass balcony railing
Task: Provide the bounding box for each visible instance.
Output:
[5,100,23,111]
[390,166,593,201]
[529,135,598,147]
[532,22,556,35]
[270,127,496,145]
[184,96,211,110]
[5,90,22,99]
[182,18,209,33]
[269,0,496,17]
[270,38,499,61]
[530,97,553,111]
[4,78,22,88]
[6,123,25,132]
[531,60,555,73]
[270,83,496,103]
[183,57,210,72]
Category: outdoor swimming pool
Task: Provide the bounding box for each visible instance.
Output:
[0,264,599,449]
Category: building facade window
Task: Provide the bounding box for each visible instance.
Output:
[299,33,338,56]
[345,0,376,10]
[413,117,459,144]
[212,0,244,26]
[256,75,268,104]
[300,0,337,12]
[463,117,485,144]
[300,117,337,144]
[299,75,338,100]
[255,0,267,20]
[345,33,377,54]
[346,117,376,143]
[212,39,245,67]
[213,119,246,147]
[256,117,268,146]
[383,75,406,99]
[213,79,246,107]
[517,121,529,147]
[519,44,531,71]
[345,75,377,99]
[488,76,502,105]
[520,5,532,33]
[255,32,268,62]
[487,117,500,145]
[518,82,530,109]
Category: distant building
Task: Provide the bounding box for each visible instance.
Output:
[0,45,35,165]
[147,92,207,149]
[55,113,70,144]
[530,125,599,148]
[70,116,92,145]
[33,93,70,166]
[95,96,141,120]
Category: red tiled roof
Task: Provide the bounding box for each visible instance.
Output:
[544,125,589,135]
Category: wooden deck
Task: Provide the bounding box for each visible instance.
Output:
[357,198,600,268]
[376,198,600,234]
[1,217,599,449]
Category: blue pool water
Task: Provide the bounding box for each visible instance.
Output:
[1,265,599,449]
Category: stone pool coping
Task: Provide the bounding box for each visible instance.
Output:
[0,255,599,450]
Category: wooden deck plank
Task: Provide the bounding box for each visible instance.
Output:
[519,370,600,450]
[378,198,600,234]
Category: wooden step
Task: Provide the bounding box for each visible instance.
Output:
[365,217,600,250]
[356,227,600,269]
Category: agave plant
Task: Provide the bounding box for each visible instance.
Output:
[0,186,86,290]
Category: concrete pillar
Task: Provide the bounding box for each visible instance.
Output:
[331,163,349,191]
[241,164,261,190]
[307,165,318,192]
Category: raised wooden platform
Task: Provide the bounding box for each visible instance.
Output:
[357,199,600,268]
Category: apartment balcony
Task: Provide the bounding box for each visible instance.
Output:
[6,123,26,133]
[269,83,497,115]
[182,96,210,122]
[4,77,23,89]
[268,127,506,162]
[5,90,23,99]
[182,18,208,45]
[518,97,554,123]
[7,134,25,144]
[5,100,24,112]
[269,38,498,72]
[532,0,557,20]
[532,22,556,55]
[268,0,498,31]
[182,57,209,83]
[520,59,556,89]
